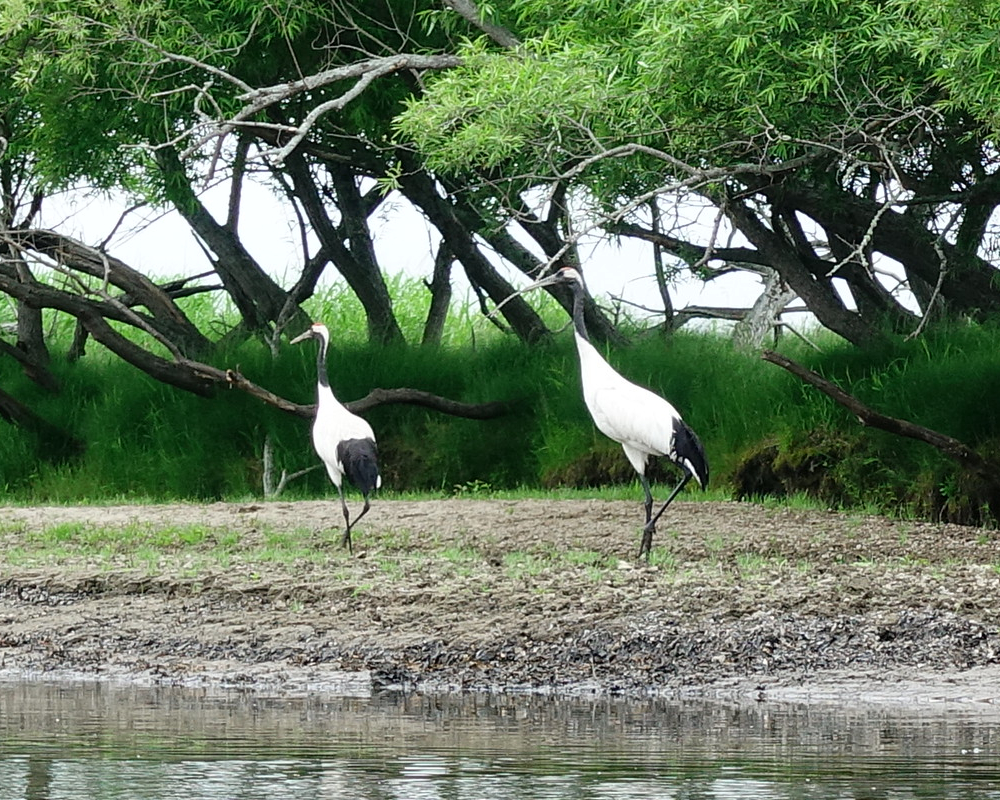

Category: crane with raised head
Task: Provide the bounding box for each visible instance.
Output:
[291,322,381,554]
[498,267,708,560]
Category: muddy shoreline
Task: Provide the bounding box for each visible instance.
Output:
[1,499,999,708]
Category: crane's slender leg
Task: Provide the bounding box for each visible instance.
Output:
[345,497,371,550]
[338,488,354,554]
[637,474,655,561]
[340,495,373,554]
[638,472,692,561]
[639,474,654,524]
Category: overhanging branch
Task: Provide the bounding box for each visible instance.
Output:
[176,53,462,164]
[762,349,1000,485]
[443,0,521,48]
[221,367,513,421]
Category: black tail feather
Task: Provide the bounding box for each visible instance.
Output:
[672,417,709,489]
[337,437,381,496]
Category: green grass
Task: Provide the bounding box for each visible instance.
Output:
[562,549,613,568]
[4,275,1000,524]
[647,548,678,570]
[503,551,548,580]
[4,521,248,570]
[735,552,788,574]
[0,508,987,589]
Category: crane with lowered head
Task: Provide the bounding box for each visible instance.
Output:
[495,267,709,560]
[291,322,381,554]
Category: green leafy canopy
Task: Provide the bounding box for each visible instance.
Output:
[397,0,1000,189]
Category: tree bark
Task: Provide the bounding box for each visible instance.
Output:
[510,193,625,345]
[0,271,219,395]
[0,385,83,461]
[283,151,404,345]
[724,196,886,348]
[5,228,212,356]
[208,368,513,421]
[396,163,551,343]
[650,200,676,334]
[422,242,453,346]
[156,148,306,336]
[442,0,521,48]
[0,251,512,432]
[0,238,54,385]
[733,268,796,351]
[774,182,1000,319]
[8,259,49,370]
[0,337,60,393]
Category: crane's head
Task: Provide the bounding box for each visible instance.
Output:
[487,267,586,319]
[522,266,584,292]
[290,322,330,345]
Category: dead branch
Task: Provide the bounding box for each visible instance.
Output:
[220,367,512,421]
[774,323,824,352]
[347,387,512,418]
[762,349,1000,485]
[262,433,322,498]
[0,386,84,460]
[177,53,462,164]
[2,228,210,354]
[0,337,60,392]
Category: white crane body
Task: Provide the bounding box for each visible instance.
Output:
[576,335,685,470]
[501,267,708,559]
[292,322,381,553]
[312,387,380,491]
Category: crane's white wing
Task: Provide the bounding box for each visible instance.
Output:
[575,334,690,463]
[584,378,681,458]
[312,388,377,485]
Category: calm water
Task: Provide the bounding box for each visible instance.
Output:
[0,678,998,799]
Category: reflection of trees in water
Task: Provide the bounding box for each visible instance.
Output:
[0,681,995,798]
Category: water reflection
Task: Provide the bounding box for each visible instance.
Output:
[0,678,997,799]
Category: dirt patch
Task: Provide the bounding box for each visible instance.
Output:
[1,499,999,706]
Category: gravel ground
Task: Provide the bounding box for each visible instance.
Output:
[1,498,998,706]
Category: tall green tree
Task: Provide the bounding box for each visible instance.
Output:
[1,1,569,457]
[397,0,1000,347]
[0,0,574,350]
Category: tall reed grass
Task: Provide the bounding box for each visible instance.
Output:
[3,276,1000,523]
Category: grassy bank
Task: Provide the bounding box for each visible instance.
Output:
[3,277,1000,524]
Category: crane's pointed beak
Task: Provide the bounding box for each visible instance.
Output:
[487,272,564,320]
[289,329,312,345]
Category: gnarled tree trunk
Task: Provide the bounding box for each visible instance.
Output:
[284,151,404,345]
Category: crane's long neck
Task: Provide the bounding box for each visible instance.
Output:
[315,334,331,390]
[314,338,347,413]
[568,279,618,383]
[569,282,590,343]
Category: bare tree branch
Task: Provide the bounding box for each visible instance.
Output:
[347,387,513,418]
[442,0,521,48]
[0,333,60,392]
[220,367,513,421]
[0,386,83,460]
[177,53,462,164]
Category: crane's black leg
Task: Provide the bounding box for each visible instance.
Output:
[640,474,654,527]
[639,473,692,562]
[340,495,372,554]
[338,488,353,554]
[637,475,655,560]
[650,472,692,528]
[346,496,371,547]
